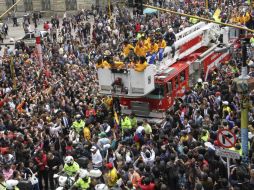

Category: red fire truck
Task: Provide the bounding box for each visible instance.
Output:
[97,22,240,119]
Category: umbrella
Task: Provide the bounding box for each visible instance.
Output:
[143,8,157,14]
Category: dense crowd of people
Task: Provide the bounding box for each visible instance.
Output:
[0,1,254,190]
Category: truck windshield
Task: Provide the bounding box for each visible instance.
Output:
[146,85,164,99]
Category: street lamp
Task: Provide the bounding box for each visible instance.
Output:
[234,41,254,163]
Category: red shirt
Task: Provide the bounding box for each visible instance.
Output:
[86,109,96,117]
[135,23,141,33]
[138,178,155,190]
[34,153,48,171]
[44,23,49,30]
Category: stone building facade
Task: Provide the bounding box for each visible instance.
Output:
[0,0,95,15]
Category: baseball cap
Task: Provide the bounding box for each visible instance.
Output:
[90,146,97,151]
[105,162,113,169]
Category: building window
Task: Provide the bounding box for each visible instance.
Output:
[6,0,15,8]
[66,0,77,11]
[24,0,33,11]
[41,0,51,10]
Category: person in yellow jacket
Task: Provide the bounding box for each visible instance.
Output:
[72,169,91,190]
[222,101,231,117]
[122,41,134,57]
[121,114,132,135]
[239,12,250,25]
[134,56,148,72]
[157,36,167,61]
[96,57,111,69]
[105,162,118,187]
[83,125,91,141]
[143,35,151,53]
[200,129,210,142]
[113,61,125,69]
[72,115,85,134]
[148,39,159,64]
[134,41,146,57]
[189,15,199,24]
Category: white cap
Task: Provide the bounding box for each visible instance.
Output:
[89,169,102,178]
[90,146,97,151]
[95,184,109,190]
[222,101,229,105]
[168,28,173,32]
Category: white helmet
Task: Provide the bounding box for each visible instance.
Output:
[79,169,89,178]
[6,180,19,190]
[95,184,109,190]
[168,28,174,33]
[197,78,203,83]
[89,169,102,178]
[65,156,74,164]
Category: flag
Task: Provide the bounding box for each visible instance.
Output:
[114,111,119,126]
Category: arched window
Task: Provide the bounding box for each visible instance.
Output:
[65,0,77,11]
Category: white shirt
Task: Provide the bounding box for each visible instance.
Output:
[141,149,155,166]
[136,126,144,134]
[50,125,62,137]
[92,150,103,168]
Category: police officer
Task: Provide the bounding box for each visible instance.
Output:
[71,169,91,190]
[63,156,80,176]
[71,114,85,134]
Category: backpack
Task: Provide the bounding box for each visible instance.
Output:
[133,133,140,142]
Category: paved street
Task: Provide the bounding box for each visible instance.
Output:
[2,19,44,45]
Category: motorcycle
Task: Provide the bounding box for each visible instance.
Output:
[53,172,75,190]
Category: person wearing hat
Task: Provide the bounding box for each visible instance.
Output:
[163,27,176,56]
[72,114,85,134]
[71,169,91,190]
[63,156,80,177]
[105,162,118,187]
[222,101,231,117]
[90,146,103,169]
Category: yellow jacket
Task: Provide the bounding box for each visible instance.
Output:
[83,127,91,141]
[150,43,159,54]
[158,40,167,49]
[134,61,148,72]
[123,44,134,57]
[134,44,146,57]
[240,13,250,24]
[189,17,199,24]
[144,38,151,52]
[107,167,118,187]
[96,61,111,69]
[114,61,125,69]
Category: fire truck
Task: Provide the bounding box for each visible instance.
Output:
[97,22,240,119]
